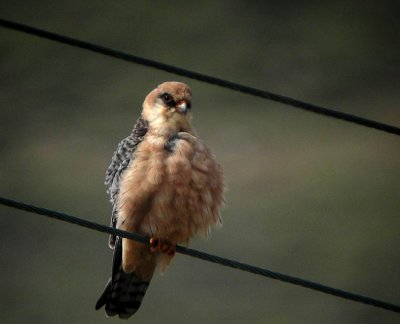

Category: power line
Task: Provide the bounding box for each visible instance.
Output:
[0,18,399,137]
[1,196,399,314]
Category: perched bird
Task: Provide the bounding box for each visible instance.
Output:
[95,81,224,319]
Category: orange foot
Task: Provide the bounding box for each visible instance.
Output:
[149,237,176,256]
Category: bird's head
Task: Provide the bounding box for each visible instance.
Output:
[142,81,193,133]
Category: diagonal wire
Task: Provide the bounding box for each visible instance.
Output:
[0,18,399,136]
[1,196,399,314]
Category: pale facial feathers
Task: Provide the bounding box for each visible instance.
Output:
[142,82,193,135]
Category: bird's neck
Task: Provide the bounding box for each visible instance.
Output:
[147,118,193,138]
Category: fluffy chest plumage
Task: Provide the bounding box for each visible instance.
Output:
[117,132,224,244]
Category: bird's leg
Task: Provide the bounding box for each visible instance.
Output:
[149,237,176,256]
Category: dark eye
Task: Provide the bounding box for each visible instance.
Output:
[161,93,174,106]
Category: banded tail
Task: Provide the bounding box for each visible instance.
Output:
[95,237,153,319]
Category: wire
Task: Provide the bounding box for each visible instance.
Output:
[0,18,399,137]
[1,196,399,314]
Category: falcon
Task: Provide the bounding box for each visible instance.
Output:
[95,81,224,318]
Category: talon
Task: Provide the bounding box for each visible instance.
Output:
[149,237,161,253]
[167,244,176,256]
[161,242,176,256]
[149,237,176,256]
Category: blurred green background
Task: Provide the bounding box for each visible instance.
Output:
[1,1,399,323]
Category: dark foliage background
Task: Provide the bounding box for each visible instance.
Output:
[1,1,399,323]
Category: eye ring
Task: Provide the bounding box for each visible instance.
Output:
[161,93,174,105]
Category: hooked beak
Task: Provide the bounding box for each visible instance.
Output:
[176,100,191,114]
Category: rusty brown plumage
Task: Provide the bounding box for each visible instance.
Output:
[96,81,224,318]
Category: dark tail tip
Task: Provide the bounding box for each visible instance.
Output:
[95,278,112,310]
[96,272,150,319]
